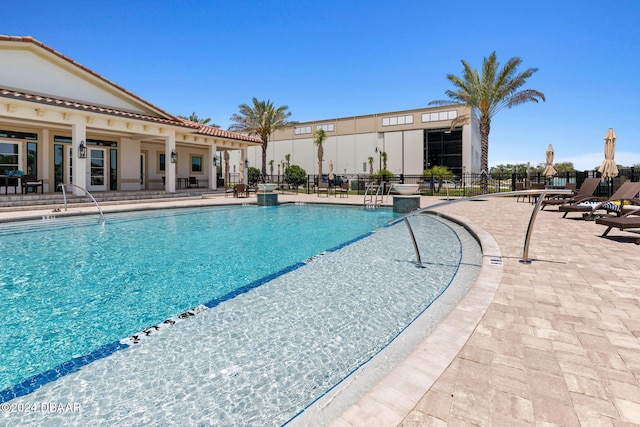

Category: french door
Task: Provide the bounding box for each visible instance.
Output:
[88,148,107,191]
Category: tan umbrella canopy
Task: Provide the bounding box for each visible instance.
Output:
[238,160,244,182]
[542,144,557,178]
[328,160,334,180]
[598,128,619,178]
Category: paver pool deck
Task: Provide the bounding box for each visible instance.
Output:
[1,191,638,426]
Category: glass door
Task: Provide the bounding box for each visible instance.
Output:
[88,148,107,191]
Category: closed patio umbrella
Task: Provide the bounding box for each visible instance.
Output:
[328,160,334,181]
[598,128,619,178]
[542,144,557,178]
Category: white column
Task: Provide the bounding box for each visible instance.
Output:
[209,144,218,190]
[165,131,176,193]
[71,122,87,196]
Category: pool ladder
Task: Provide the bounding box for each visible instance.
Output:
[364,184,384,209]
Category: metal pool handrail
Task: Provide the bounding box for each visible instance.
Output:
[58,183,106,223]
[389,189,573,264]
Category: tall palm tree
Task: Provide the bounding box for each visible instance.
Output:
[314,128,327,180]
[177,112,219,127]
[430,51,545,193]
[229,98,293,178]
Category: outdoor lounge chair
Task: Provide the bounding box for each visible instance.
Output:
[541,178,600,210]
[595,210,640,244]
[188,176,199,188]
[558,181,640,219]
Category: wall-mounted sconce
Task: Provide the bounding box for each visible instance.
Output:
[244,158,249,168]
[170,150,178,163]
[78,141,87,159]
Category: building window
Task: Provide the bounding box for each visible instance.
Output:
[316,123,334,132]
[191,155,202,172]
[0,129,37,140]
[382,115,414,127]
[110,149,117,190]
[0,142,19,172]
[422,110,458,122]
[27,142,37,176]
[159,153,166,171]
[295,126,312,135]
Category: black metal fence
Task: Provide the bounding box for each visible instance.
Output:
[261,168,638,197]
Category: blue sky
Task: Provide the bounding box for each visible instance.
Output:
[4,0,640,170]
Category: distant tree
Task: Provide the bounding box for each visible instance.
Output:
[229,98,293,178]
[424,165,454,193]
[430,51,545,193]
[268,159,274,181]
[177,112,219,127]
[554,162,575,173]
[284,165,307,188]
[247,166,261,186]
[314,128,327,179]
[285,154,291,167]
[381,151,388,170]
[368,157,374,174]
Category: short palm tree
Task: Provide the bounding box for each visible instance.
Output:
[229,98,293,179]
[368,157,374,174]
[314,129,327,180]
[430,51,545,193]
[177,112,219,127]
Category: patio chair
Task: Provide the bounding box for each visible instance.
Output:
[595,210,640,244]
[338,181,349,198]
[515,182,528,202]
[234,183,248,198]
[21,174,43,194]
[317,182,329,197]
[558,181,640,219]
[541,178,600,211]
[188,176,199,188]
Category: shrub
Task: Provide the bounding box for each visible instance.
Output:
[248,167,261,185]
[285,165,307,188]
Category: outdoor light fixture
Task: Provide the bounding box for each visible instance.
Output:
[170,150,178,163]
[244,158,249,168]
[78,141,87,158]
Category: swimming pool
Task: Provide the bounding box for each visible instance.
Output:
[0,204,481,425]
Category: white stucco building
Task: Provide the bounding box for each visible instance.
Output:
[0,35,260,196]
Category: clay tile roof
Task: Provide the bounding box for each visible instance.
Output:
[178,119,262,143]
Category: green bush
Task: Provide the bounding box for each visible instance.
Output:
[369,169,395,183]
[285,165,307,188]
[248,167,261,185]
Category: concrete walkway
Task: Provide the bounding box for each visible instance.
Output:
[1,192,639,425]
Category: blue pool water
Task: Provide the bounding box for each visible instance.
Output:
[0,205,396,392]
